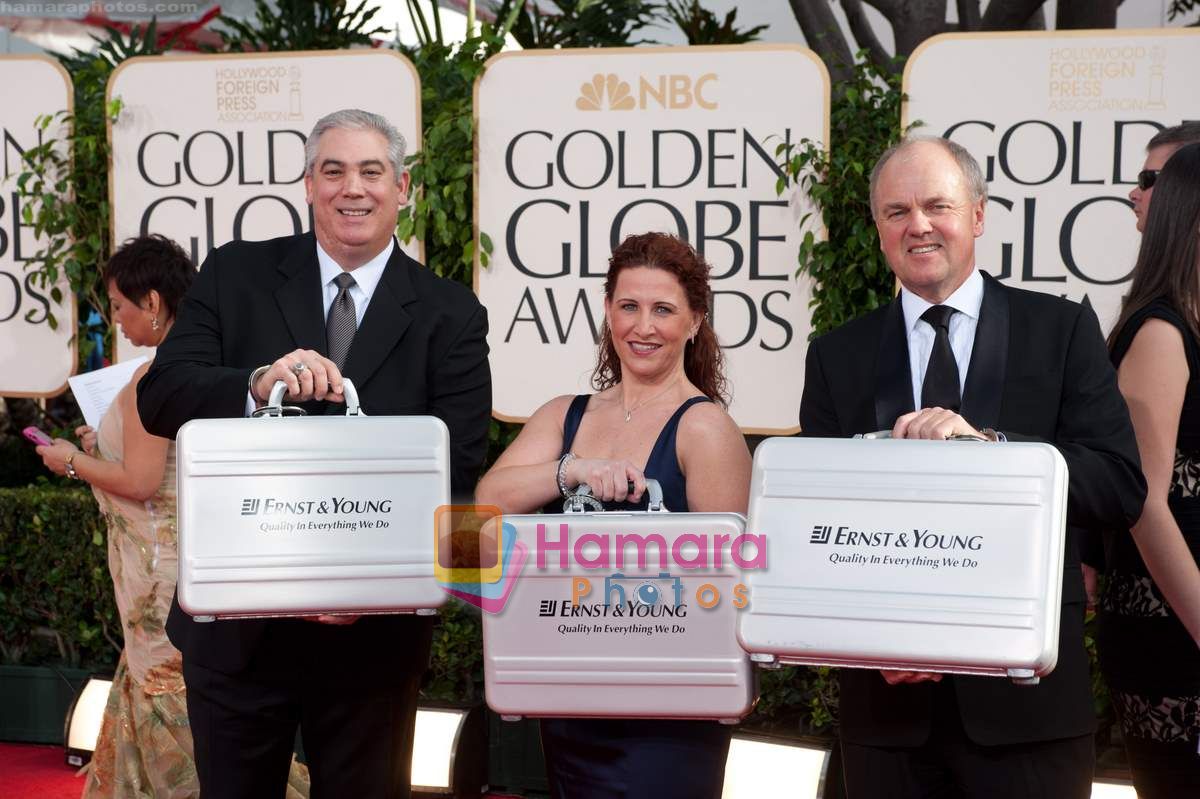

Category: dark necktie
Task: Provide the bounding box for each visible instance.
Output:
[327,272,357,371]
[920,304,961,412]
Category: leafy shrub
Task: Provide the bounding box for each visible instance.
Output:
[0,438,49,489]
[779,54,908,338]
[0,485,119,668]
[662,0,767,44]
[423,600,484,703]
[748,665,838,736]
[396,32,502,284]
[213,0,386,51]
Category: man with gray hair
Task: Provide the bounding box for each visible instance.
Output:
[800,135,1145,797]
[139,109,491,797]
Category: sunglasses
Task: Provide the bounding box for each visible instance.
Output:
[1137,169,1160,191]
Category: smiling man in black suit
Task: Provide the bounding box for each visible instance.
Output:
[138,109,491,798]
[799,135,1145,798]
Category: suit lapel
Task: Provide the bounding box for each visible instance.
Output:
[342,244,414,393]
[960,272,1009,429]
[874,297,914,431]
[273,233,326,353]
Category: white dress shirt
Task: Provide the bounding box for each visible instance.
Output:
[246,238,396,413]
[315,238,393,326]
[900,268,984,412]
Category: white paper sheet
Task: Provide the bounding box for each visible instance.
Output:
[67,356,149,429]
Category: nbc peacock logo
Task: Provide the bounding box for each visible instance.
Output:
[576,73,636,111]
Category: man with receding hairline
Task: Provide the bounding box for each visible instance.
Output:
[800,135,1145,798]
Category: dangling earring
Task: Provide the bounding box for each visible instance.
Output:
[151,316,160,331]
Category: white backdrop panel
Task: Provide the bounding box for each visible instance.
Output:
[109,49,421,362]
[0,55,75,397]
[477,45,828,433]
[905,29,1200,333]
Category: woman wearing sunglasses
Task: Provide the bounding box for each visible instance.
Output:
[1128,123,1200,234]
[1099,141,1200,797]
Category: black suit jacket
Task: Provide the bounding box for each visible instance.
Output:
[139,232,491,674]
[799,273,1144,747]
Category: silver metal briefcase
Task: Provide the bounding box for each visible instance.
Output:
[737,437,1068,684]
[483,481,757,722]
[176,380,449,621]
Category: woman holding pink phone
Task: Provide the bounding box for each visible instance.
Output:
[36,235,308,798]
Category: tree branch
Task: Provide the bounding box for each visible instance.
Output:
[863,0,945,56]
[956,0,981,30]
[861,0,900,20]
[980,0,1045,29]
[788,0,856,84]
[1057,0,1119,29]
[842,0,892,73]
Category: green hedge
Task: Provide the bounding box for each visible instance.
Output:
[0,438,49,488]
[0,485,118,668]
[0,485,494,702]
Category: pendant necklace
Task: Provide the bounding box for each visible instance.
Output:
[621,377,680,422]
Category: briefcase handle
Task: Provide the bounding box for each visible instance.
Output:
[563,478,665,513]
[855,430,988,442]
[254,378,364,418]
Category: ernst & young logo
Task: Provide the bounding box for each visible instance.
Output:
[237,496,393,516]
[239,496,395,534]
[808,523,983,552]
[575,72,718,112]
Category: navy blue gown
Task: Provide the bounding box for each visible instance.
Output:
[539,394,733,799]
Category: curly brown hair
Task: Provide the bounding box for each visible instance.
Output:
[591,232,729,406]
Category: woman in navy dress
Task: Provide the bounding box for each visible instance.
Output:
[476,232,752,798]
[1098,142,1200,796]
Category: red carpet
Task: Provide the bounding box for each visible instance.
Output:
[0,742,86,799]
[0,741,527,798]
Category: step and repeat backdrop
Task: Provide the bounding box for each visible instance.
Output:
[107,49,422,362]
[905,28,1200,333]
[476,45,829,433]
[15,31,1196,410]
[0,55,75,397]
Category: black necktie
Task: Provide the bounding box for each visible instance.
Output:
[327,272,357,371]
[920,305,961,412]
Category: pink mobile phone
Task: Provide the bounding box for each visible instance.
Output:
[22,426,53,447]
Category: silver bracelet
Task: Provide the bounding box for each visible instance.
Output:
[556,452,576,498]
[248,364,271,404]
